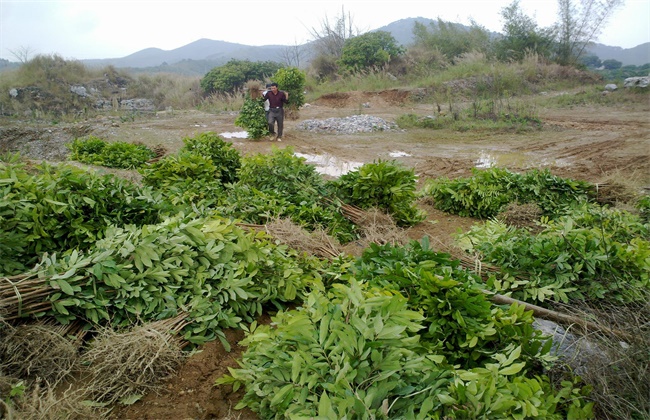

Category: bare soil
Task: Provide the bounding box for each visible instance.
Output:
[2,89,649,419]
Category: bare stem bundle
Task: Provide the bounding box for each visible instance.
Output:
[0,274,53,320]
[263,218,341,259]
[80,313,189,405]
[0,320,85,385]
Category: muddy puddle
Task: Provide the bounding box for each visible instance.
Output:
[220,131,249,139]
[294,152,363,177]
[475,151,572,169]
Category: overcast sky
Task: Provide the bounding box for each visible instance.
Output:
[1,0,648,61]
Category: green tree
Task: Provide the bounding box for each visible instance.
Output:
[338,31,404,73]
[412,19,492,62]
[602,58,622,70]
[200,59,282,94]
[496,0,556,61]
[580,53,602,68]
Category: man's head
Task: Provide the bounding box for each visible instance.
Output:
[270,82,279,93]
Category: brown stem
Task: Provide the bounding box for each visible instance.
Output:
[489,293,635,342]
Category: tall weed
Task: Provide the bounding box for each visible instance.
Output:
[198,91,245,112]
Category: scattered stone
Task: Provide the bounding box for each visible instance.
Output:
[119,98,155,111]
[70,85,88,96]
[604,84,617,91]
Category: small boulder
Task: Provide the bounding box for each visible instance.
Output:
[624,76,649,88]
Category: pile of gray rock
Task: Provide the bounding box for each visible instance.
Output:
[296,114,399,134]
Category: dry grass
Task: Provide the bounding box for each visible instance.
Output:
[198,91,245,112]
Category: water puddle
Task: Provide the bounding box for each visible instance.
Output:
[389,151,411,157]
[294,153,363,177]
[219,131,248,139]
[475,151,572,169]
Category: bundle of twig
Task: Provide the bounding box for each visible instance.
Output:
[322,197,367,225]
[353,208,408,247]
[146,144,168,164]
[0,273,54,321]
[80,313,190,405]
[263,218,341,259]
[593,182,640,205]
[0,320,86,385]
[9,378,104,420]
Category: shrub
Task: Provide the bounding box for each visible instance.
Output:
[200,59,282,94]
[338,31,404,74]
[0,160,165,275]
[458,204,650,304]
[236,147,357,242]
[235,95,268,140]
[422,168,520,218]
[273,67,307,111]
[67,136,154,169]
[238,147,326,204]
[331,159,426,226]
[218,279,593,419]
[140,152,224,207]
[637,195,650,224]
[180,132,241,184]
[421,168,594,219]
[396,113,444,129]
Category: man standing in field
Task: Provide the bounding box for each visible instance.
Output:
[262,82,289,141]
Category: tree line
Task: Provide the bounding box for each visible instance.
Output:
[200,0,636,95]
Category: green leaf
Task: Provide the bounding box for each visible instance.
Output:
[291,353,303,383]
[318,391,337,418]
[119,394,143,405]
[500,361,525,375]
[56,279,74,295]
[269,384,293,407]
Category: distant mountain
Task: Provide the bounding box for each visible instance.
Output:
[83,38,289,69]
[78,17,649,74]
[587,42,650,66]
[374,17,439,46]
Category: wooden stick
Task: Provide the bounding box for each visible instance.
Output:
[488,292,635,342]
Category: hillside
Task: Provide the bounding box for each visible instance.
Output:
[588,42,650,66]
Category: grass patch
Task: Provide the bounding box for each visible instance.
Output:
[538,85,650,108]
[397,96,541,133]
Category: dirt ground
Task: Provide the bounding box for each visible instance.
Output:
[2,89,649,419]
